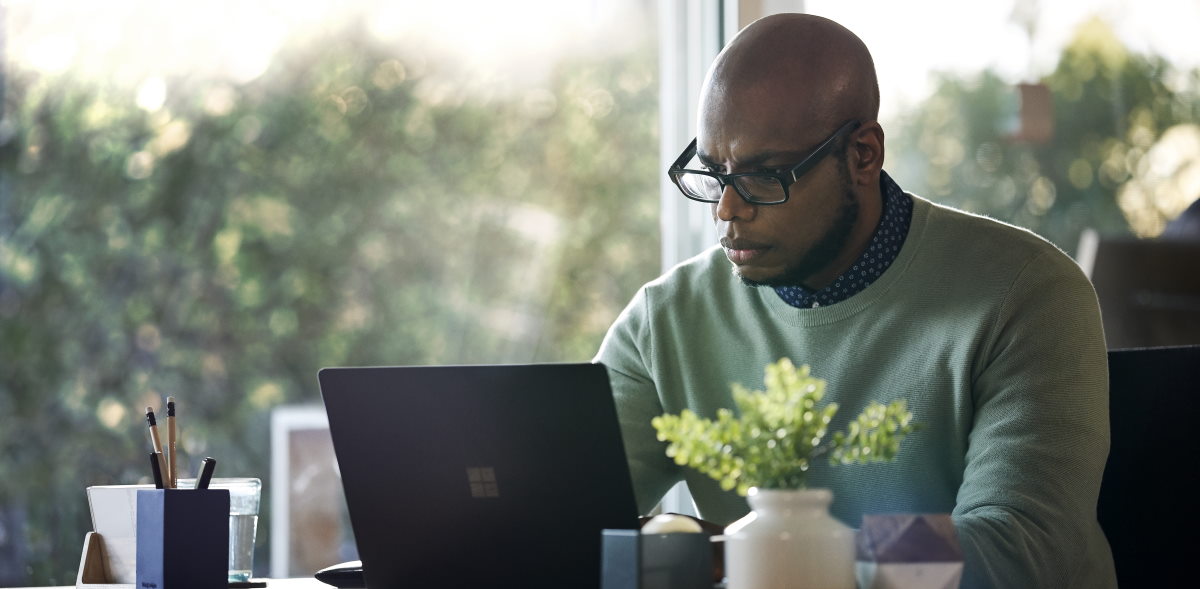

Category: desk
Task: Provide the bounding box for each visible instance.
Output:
[15,579,330,589]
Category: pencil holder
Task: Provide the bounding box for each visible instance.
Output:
[136,489,229,589]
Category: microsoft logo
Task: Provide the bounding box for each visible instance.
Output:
[466,467,500,498]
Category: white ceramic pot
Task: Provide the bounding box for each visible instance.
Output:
[724,487,856,589]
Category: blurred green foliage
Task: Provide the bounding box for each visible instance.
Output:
[890,18,1200,251]
[0,22,659,584]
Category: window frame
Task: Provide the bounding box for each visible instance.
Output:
[655,0,808,516]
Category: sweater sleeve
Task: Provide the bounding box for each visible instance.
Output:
[953,249,1115,588]
[594,286,683,514]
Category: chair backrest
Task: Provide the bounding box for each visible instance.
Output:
[1079,235,1200,349]
[1099,345,1200,587]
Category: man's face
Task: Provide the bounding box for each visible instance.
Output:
[698,96,860,287]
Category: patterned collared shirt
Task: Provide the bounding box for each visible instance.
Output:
[774,171,913,309]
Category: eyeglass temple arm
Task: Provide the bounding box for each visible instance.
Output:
[786,120,861,182]
[670,138,699,170]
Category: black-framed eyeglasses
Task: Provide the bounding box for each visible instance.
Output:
[668,120,861,205]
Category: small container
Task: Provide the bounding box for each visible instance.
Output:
[177,477,262,582]
[724,488,856,589]
[136,488,229,589]
[601,529,713,589]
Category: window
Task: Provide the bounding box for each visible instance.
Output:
[6,1,1194,582]
[0,1,659,583]
[806,0,1200,251]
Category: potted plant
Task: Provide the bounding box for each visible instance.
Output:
[651,358,918,589]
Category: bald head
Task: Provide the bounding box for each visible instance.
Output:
[700,14,879,148]
[696,15,888,290]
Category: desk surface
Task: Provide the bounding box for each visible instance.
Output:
[16,579,330,589]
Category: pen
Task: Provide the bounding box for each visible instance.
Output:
[149,451,165,489]
[166,397,177,489]
[196,457,217,490]
[146,406,172,488]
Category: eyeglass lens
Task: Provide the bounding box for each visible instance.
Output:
[675,171,786,203]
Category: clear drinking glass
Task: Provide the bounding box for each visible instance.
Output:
[178,477,262,582]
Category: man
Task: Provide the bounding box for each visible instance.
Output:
[596,13,1116,588]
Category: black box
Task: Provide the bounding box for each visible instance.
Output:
[136,489,229,589]
[602,529,712,589]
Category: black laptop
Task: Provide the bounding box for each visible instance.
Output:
[318,363,640,588]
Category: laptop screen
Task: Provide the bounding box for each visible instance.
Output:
[319,363,640,588]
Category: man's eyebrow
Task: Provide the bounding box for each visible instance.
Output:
[695,148,808,169]
[695,149,718,167]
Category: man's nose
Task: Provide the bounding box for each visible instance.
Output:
[713,182,756,222]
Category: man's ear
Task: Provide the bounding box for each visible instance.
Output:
[849,121,885,187]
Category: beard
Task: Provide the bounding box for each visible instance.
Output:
[737,164,859,288]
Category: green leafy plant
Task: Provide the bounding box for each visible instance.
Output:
[651,358,918,495]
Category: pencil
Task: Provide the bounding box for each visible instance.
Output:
[166,397,177,489]
[146,406,172,488]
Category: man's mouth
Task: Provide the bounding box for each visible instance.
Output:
[720,237,771,264]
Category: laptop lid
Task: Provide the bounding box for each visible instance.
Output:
[318,363,640,588]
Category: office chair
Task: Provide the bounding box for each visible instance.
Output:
[1098,345,1200,587]
[1077,232,1200,349]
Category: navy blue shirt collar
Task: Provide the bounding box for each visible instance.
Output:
[774,171,912,309]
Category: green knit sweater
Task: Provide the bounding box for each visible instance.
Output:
[596,194,1116,588]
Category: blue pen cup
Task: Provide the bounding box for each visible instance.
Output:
[136,489,229,589]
